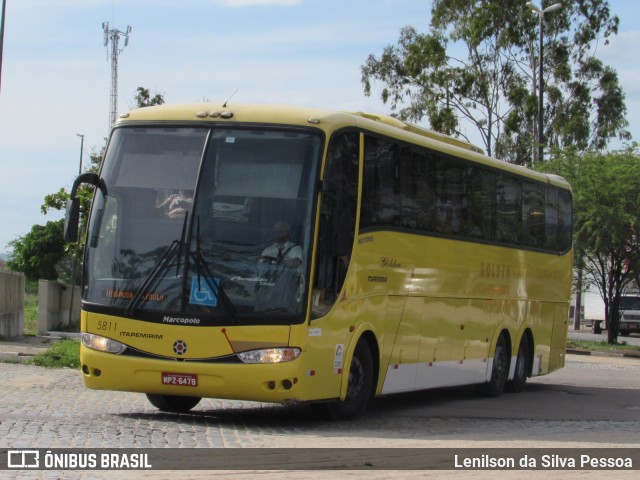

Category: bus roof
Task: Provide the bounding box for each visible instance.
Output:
[117,102,570,189]
[348,111,485,154]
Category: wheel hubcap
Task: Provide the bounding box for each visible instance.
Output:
[346,357,364,400]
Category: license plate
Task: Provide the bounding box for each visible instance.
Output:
[161,372,198,387]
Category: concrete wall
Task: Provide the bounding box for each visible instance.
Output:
[0,269,25,338]
[38,280,81,334]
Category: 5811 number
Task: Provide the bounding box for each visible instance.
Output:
[96,320,117,332]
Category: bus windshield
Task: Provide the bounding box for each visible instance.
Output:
[84,126,322,325]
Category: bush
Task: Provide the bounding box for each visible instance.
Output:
[26,339,80,369]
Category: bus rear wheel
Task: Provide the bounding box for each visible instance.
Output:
[146,394,201,413]
[506,335,530,393]
[320,340,375,420]
[484,334,509,397]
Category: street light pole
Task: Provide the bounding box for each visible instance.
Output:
[0,0,7,94]
[68,134,85,328]
[526,1,562,163]
[76,133,84,174]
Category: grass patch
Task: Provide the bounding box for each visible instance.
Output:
[24,294,39,336]
[567,338,640,354]
[25,339,80,369]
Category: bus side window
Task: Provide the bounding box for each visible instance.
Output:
[434,160,467,235]
[557,188,572,252]
[312,132,359,318]
[467,168,496,241]
[523,181,545,249]
[496,176,522,244]
[544,187,559,251]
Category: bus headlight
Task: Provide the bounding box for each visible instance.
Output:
[237,347,301,364]
[81,333,127,354]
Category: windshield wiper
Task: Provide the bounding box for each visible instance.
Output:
[124,214,189,316]
[190,216,238,323]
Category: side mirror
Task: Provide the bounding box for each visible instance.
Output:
[63,172,101,243]
[64,197,81,242]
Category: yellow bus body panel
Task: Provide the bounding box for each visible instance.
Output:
[336,230,571,393]
[80,103,572,405]
[81,311,348,403]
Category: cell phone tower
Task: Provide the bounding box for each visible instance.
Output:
[102,22,131,131]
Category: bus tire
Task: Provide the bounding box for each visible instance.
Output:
[146,394,201,413]
[506,335,530,393]
[484,334,509,397]
[323,340,375,420]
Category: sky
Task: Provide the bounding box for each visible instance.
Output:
[0,0,639,266]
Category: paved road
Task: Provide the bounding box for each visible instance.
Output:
[1,353,639,479]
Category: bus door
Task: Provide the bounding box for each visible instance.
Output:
[311,131,359,319]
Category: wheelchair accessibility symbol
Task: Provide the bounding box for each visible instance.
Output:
[189,276,219,307]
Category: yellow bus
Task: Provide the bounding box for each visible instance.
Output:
[65,103,572,419]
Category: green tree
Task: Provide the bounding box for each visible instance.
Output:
[361,0,629,165]
[131,86,165,108]
[538,147,640,343]
[6,220,66,282]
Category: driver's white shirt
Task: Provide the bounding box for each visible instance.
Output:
[261,241,302,262]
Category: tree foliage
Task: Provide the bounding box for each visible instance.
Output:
[131,86,165,108]
[537,146,640,343]
[362,0,629,164]
[6,220,66,282]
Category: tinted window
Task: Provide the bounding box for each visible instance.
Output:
[434,160,467,235]
[398,147,427,230]
[523,182,545,248]
[496,177,522,244]
[558,189,572,251]
[544,187,560,251]
[467,169,496,241]
[361,136,400,227]
[359,132,571,253]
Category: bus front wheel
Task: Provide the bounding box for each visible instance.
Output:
[484,334,509,397]
[146,394,202,413]
[321,340,375,420]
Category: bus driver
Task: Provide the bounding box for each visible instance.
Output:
[260,221,302,268]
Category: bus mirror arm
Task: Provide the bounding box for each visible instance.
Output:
[64,173,103,243]
[70,173,101,198]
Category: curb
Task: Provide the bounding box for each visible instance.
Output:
[566,348,640,359]
[0,351,20,363]
[0,351,36,364]
[0,333,79,365]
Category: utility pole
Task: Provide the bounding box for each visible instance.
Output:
[76,133,84,174]
[526,1,562,163]
[68,134,84,329]
[102,22,131,131]
[0,0,7,94]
